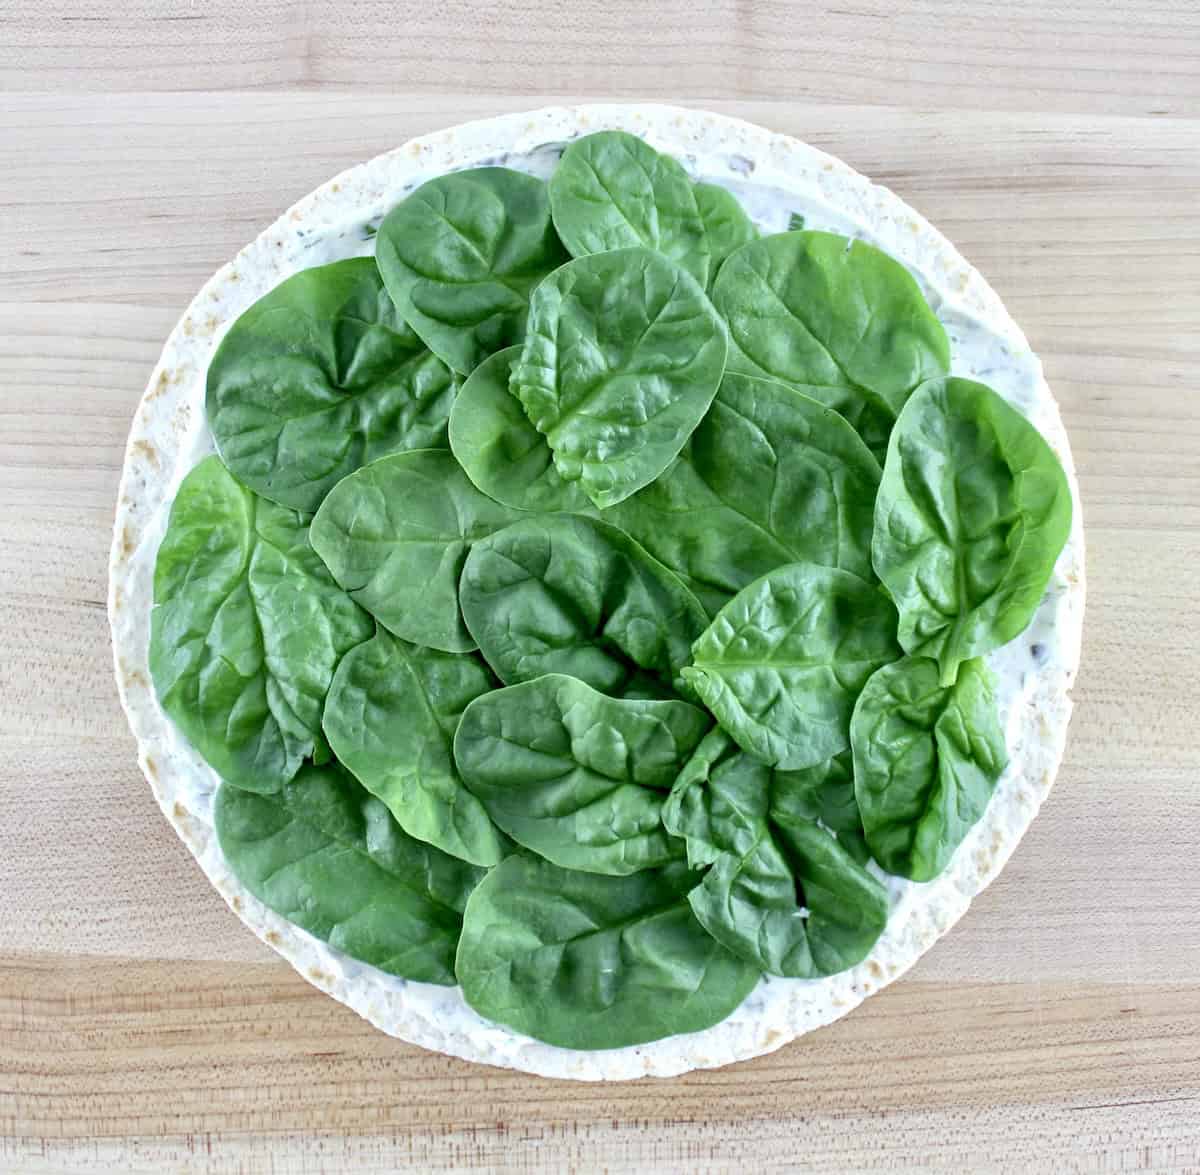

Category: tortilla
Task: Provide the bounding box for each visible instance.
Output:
[108,104,1085,1080]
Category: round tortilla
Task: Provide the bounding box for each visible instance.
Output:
[108,104,1085,1081]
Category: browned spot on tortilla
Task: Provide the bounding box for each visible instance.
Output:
[132,439,160,470]
[182,318,194,336]
[229,270,240,282]
[205,315,219,333]
[331,182,341,192]
[126,669,147,690]
[308,967,334,985]
[231,896,243,912]
[143,754,157,779]
[867,961,884,981]
[112,585,123,610]
[147,368,171,401]
[174,802,189,821]
[265,930,281,945]
[120,525,135,557]
[408,143,422,157]
[763,1028,784,1047]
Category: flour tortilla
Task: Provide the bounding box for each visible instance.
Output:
[108,104,1085,1081]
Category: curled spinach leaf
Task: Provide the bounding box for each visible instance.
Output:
[323,627,507,866]
[455,854,760,1048]
[681,561,901,770]
[149,456,371,794]
[453,674,710,875]
[214,763,483,984]
[206,258,457,514]
[711,230,950,461]
[873,377,1073,685]
[448,346,591,513]
[694,182,757,284]
[663,730,888,977]
[511,246,728,509]
[375,167,568,376]
[459,513,708,701]
[309,449,522,653]
[549,130,711,286]
[607,371,882,613]
[852,655,1008,881]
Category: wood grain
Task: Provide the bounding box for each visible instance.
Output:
[1,2,1198,117]
[2,6,1199,1169]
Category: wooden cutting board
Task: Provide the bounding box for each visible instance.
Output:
[2,5,1199,1170]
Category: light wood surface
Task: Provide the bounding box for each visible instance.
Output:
[2,4,1199,1171]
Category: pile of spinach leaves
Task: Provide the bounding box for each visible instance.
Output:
[152,130,1072,1052]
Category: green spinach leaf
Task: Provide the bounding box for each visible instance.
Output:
[375,167,568,376]
[323,627,507,866]
[214,762,483,984]
[309,449,522,653]
[662,730,887,977]
[681,562,901,770]
[207,258,457,514]
[852,655,1007,881]
[710,230,950,461]
[773,750,870,865]
[549,130,711,286]
[453,674,710,874]
[455,854,760,1048]
[607,371,882,614]
[694,182,757,284]
[511,246,728,509]
[448,346,591,512]
[872,377,1073,685]
[149,456,371,794]
[460,513,708,701]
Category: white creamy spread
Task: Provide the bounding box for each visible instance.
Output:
[108,105,1085,1080]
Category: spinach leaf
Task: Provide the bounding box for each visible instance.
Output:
[455,854,760,1048]
[549,130,711,286]
[149,456,371,794]
[873,377,1073,685]
[681,562,901,770]
[694,182,757,284]
[206,258,457,514]
[214,762,483,984]
[511,246,728,509]
[323,627,507,866]
[607,371,882,614]
[773,750,870,865]
[852,655,1007,881]
[375,167,568,376]
[453,674,710,874]
[448,346,591,513]
[787,212,806,231]
[710,230,950,461]
[459,513,708,701]
[662,731,887,977]
[309,449,521,653]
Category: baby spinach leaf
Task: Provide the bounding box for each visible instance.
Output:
[788,212,806,231]
[511,246,728,509]
[549,130,711,286]
[453,674,710,875]
[459,514,708,701]
[710,230,950,461]
[773,750,870,865]
[873,377,1073,685]
[455,854,760,1048]
[607,371,882,613]
[448,346,592,513]
[681,562,901,770]
[149,456,371,794]
[375,167,568,376]
[309,449,522,653]
[662,731,887,977]
[694,182,757,284]
[852,655,1007,881]
[214,762,484,984]
[206,258,457,514]
[323,627,507,866]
